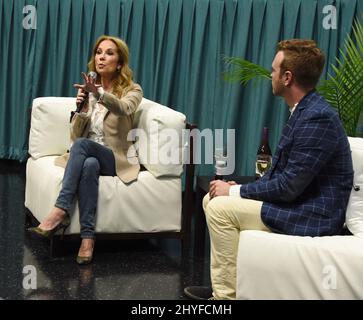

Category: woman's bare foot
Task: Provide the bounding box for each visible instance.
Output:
[38,207,67,231]
[77,238,95,258]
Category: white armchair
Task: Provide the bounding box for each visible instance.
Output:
[236,137,363,299]
[25,97,196,255]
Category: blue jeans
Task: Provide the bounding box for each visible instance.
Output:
[55,138,116,238]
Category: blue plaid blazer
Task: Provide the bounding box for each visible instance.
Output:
[240,90,353,236]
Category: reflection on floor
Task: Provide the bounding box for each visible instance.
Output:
[0,160,210,300]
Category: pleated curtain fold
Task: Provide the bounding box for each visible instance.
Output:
[0,0,361,176]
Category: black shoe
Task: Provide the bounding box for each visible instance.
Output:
[184,286,213,300]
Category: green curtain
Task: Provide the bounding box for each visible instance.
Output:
[0,0,362,176]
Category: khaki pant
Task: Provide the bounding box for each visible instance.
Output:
[203,194,269,300]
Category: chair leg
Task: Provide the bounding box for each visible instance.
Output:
[24,208,39,227]
[49,238,55,258]
[181,236,190,262]
[49,237,62,258]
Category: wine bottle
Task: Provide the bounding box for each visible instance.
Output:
[255,127,272,178]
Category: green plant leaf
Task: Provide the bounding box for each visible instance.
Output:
[317,19,363,136]
[223,56,271,86]
[222,19,363,136]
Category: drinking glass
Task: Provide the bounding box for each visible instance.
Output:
[214,147,227,180]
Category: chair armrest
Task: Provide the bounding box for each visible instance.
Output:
[29,97,76,158]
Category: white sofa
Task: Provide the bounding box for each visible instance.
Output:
[25,97,194,248]
[236,137,363,299]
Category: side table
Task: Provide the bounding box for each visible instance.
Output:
[194,175,255,257]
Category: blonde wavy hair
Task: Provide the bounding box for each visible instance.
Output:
[88,35,134,97]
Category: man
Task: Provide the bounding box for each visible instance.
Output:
[185,39,353,300]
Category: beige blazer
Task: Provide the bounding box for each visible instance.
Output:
[55,83,143,184]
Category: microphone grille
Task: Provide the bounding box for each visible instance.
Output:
[88,71,97,80]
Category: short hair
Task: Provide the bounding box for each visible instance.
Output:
[276,39,325,89]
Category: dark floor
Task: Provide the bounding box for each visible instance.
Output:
[0,159,210,300]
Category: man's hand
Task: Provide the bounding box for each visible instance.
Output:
[209,180,232,199]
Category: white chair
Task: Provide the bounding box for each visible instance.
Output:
[236,137,363,299]
[25,97,196,255]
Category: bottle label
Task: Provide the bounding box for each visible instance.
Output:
[255,155,272,178]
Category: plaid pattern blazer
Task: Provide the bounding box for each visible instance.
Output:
[240,90,353,236]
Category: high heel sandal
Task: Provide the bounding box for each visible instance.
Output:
[76,255,93,265]
[76,239,95,265]
[27,214,71,239]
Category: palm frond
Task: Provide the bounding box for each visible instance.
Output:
[223,56,271,86]
[317,19,363,136]
[222,19,363,136]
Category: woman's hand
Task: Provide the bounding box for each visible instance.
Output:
[75,88,89,113]
[73,72,101,96]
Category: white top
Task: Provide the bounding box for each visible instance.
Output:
[78,89,108,146]
[88,102,108,146]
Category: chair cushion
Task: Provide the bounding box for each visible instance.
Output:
[25,156,182,233]
[345,137,363,238]
[28,97,76,158]
[133,98,186,178]
[236,230,363,299]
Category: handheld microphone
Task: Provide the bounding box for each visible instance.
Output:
[75,71,98,113]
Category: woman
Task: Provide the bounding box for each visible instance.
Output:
[28,35,143,265]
